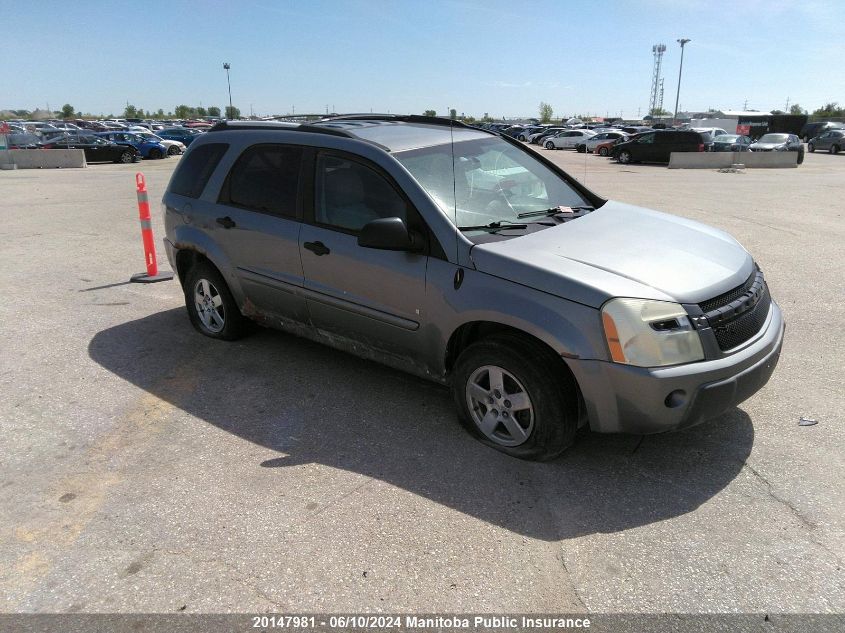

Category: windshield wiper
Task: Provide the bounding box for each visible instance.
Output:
[517,205,594,219]
[458,220,529,232]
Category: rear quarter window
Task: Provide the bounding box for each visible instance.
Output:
[168,142,229,199]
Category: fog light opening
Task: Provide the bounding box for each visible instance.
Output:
[664,389,687,408]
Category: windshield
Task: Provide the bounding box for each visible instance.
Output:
[713,135,739,142]
[395,136,589,229]
[759,134,788,143]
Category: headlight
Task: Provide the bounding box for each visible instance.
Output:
[601,298,704,367]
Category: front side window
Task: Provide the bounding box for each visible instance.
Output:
[315,155,408,232]
[395,136,589,229]
[638,133,655,144]
[222,144,303,217]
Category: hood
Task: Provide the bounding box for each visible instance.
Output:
[470,201,754,308]
[750,142,784,150]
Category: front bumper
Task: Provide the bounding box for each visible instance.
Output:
[566,301,784,434]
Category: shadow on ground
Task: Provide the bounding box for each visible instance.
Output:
[89,308,753,541]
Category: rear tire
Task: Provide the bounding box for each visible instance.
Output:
[451,333,579,461]
[599,146,609,156]
[797,149,805,165]
[831,144,840,155]
[808,143,815,153]
[184,261,251,341]
[167,145,181,155]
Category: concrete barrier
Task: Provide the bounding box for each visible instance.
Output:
[0,149,87,169]
[668,152,798,169]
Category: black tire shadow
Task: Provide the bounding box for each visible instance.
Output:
[89,309,754,541]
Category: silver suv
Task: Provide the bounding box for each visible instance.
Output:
[162,116,784,460]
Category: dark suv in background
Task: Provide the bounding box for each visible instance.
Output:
[611,130,704,164]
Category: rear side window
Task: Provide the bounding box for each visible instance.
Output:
[220,144,303,218]
[169,142,229,199]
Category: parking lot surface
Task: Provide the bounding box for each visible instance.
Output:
[1,151,843,614]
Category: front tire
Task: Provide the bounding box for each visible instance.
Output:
[545,141,555,149]
[149,148,163,159]
[831,144,840,155]
[184,261,251,341]
[117,150,133,164]
[797,149,805,165]
[808,143,815,153]
[618,150,632,164]
[599,146,609,156]
[451,333,579,461]
[167,145,181,155]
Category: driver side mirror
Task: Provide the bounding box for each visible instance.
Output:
[358,217,424,252]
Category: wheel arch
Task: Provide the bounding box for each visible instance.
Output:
[169,225,246,305]
[444,320,588,427]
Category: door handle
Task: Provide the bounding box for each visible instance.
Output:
[216,216,236,229]
[304,241,331,256]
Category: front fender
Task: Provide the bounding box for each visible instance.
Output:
[424,259,608,376]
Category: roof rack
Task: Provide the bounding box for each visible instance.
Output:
[208,120,354,139]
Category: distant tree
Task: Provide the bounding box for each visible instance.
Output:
[423,109,436,116]
[60,104,75,119]
[449,108,457,120]
[124,104,138,118]
[463,115,476,123]
[156,109,165,119]
[174,104,191,119]
[208,106,221,117]
[812,102,844,118]
[136,108,146,118]
[225,105,241,119]
[789,104,806,115]
[649,107,671,116]
[481,113,493,122]
[196,106,207,117]
[539,101,553,123]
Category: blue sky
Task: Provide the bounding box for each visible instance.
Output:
[5,0,843,118]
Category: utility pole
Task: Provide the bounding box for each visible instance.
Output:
[743,98,749,110]
[672,38,691,125]
[785,97,790,112]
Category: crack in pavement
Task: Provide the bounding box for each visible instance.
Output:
[743,463,845,568]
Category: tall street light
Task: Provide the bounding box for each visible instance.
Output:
[672,38,691,125]
[223,62,233,119]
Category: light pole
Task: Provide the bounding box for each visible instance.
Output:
[672,38,691,126]
[223,62,233,119]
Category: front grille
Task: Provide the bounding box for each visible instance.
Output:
[699,270,757,312]
[698,269,771,351]
[712,285,771,350]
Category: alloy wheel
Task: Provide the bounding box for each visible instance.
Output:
[194,278,225,333]
[465,365,534,447]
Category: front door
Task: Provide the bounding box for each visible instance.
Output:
[299,151,429,362]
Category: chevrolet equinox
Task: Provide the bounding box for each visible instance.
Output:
[162,116,784,460]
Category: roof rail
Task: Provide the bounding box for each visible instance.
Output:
[317,113,477,130]
[208,120,354,139]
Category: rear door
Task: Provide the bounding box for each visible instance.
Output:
[299,150,429,361]
[211,143,309,323]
